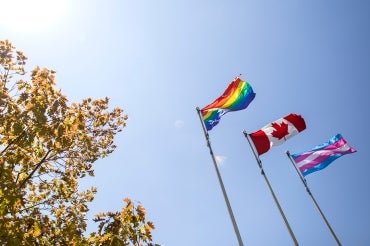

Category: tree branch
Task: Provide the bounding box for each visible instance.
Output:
[0,130,26,156]
[19,149,52,189]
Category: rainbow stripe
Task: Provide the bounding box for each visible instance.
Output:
[291,134,356,176]
[201,77,255,131]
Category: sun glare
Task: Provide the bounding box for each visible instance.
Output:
[0,0,67,33]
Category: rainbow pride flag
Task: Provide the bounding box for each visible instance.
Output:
[201,77,255,131]
[291,134,357,176]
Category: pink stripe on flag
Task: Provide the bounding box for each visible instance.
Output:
[323,138,347,150]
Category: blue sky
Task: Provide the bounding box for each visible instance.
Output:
[1,0,370,245]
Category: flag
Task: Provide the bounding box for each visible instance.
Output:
[291,134,356,176]
[201,77,255,131]
[248,113,306,155]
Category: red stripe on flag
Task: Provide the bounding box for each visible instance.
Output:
[284,114,306,132]
[249,130,270,155]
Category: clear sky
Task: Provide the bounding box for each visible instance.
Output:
[1,0,370,245]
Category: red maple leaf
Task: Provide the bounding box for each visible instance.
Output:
[271,122,289,140]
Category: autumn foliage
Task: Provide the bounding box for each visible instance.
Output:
[0,40,158,245]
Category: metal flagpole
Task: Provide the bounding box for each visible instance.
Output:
[243,131,299,246]
[285,151,342,246]
[196,107,244,246]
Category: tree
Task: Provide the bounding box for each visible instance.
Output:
[89,198,158,246]
[0,40,158,245]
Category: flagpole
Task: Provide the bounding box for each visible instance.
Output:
[243,131,299,246]
[285,151,342,246]
[196,107,244,246]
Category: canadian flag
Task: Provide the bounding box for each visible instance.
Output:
[248,114,306,155]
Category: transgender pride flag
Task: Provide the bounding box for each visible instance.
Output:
[291,134,356,176]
